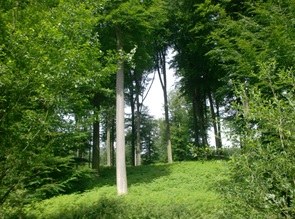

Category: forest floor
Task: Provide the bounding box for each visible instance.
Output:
[25,161,228,219]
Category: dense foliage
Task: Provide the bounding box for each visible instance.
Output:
[202,0,295,217]
[223,64,295,218]
[1,0,294,217]
[0,0,115,212]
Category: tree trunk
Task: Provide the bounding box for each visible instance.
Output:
[129,81,136,166]
[200,95,208,146]
[106,117,111,167]
[157,49,173,163]
[75,115,84,162]
[216,100,222,148]
[208,91,221,149]
[147,136,152,162]
[192,97,200,147]
[135,80,141,166]
[194,89,208,147]
[164,83,173,163]
[92,121,100,171]
[115,28,128,195]
[111,117,115,166]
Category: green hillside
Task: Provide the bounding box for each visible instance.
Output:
[24,161,227,219]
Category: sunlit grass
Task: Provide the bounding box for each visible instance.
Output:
[25,161,228,219]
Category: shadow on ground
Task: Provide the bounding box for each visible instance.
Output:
[93,164,171,187]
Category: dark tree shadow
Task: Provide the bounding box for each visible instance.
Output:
[93,164,171,188]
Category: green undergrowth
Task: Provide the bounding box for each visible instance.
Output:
[23,161,227,219]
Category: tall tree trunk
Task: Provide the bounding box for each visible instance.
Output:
[194,89,208,147]
[115,28,127,195]
[157,49,172,163]
[75,115,83,160]
[92,121,100,171]
[135,80,141,166]
[111,117,115,167]
[192,96,200,147]
[194,88,204,147]
[106,116,111,166]
[129,81,136,166]
[147,136,152,163]
[208,91,221,148]
[88,140,91,168]
[200,94,208,146]
[164,82,173,163]
[216,100,222,148]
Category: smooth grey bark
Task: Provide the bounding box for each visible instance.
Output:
[115,28,128,195]
[157,49,173,163]
[216,101,222,148]
[106,118,111,166]
[208,91,222,149]
[111,117,115,166]
[135,78,141,166]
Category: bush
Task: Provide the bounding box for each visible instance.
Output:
[221,62,295,218]
[0,162,97,218]
[190,145,238,161]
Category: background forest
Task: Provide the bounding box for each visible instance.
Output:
[0,0,294,218]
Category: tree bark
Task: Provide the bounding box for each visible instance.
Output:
[111,117,115,167]
[135,78,141,166]
[106,116,111,166]
[216,100,222,148]
[129,80,136,166]
[157,49,173,163]
[208,91,221,148]
[200,94,208,146]
[115,28,128,195]
[194,89,208,147]
[92,121,100,171]
[192,96,200,147]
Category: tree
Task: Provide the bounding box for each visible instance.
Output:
[203,0,295,217]
[125,36,155,166]
[96,0,153,194]
[224,62,295,218]
[156,49,173,163]
[96,0,169,193]
[208,92,222,148]
[139,108,159,164]
[0,0,115,211]
[151,1,174,162]
[168,0,223,148]
[169,89,194,161]
[115,28,128,195]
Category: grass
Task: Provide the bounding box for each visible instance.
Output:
[24,161,228,219]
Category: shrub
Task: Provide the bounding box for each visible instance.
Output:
[222,62,295,218]
[190,145,238,161]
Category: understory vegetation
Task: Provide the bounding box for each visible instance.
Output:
[221,64,295,218]
[20,161,226,219]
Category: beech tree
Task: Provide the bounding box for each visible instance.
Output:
[115,27,128,194]
[168,89,194,161]
[151,0,174,163]
[156,50,173,163]
[96,0,168,193]
[0,0,116,208]
[201,0,295,217]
